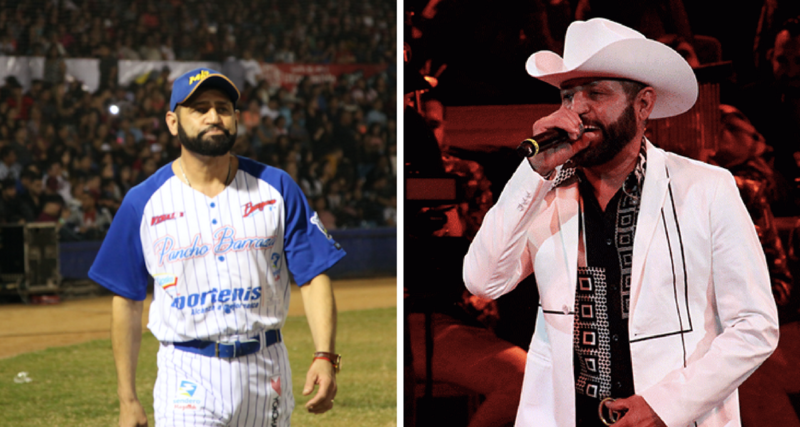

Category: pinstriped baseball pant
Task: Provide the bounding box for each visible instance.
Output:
[154,341,293,426]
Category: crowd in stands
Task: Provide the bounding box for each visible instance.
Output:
[0,0,397,240]
[0,0,395,65]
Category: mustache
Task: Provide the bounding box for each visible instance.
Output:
[580,118,603,131]
[198,125,231,138]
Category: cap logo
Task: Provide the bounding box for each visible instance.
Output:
[188,70,210,85]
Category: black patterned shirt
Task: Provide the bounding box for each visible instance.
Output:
[558,140,647,426]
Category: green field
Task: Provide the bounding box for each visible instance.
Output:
[0,307,396,426]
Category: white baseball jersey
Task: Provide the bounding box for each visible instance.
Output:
[89,157,345,426]
[90,156,345,342]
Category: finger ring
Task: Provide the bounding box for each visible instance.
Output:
[598,397,621,426]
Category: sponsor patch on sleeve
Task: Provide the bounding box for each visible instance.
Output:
[310,212,332,240]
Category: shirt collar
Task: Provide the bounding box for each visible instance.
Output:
[622,137,647,199]
[553,137,647,198]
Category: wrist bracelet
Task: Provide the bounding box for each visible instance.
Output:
[312,352,341,373]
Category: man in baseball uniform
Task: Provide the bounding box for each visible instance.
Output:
[89,67,345,426]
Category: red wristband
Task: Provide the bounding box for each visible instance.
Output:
[311,352,341,373]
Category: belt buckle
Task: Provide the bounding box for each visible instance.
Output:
[598,397,622,426]
[215,341,237,358]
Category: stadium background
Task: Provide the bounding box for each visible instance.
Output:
[0,0,398,425]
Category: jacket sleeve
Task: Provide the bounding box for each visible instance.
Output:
[463,160,556,300]
[641,170,780,427]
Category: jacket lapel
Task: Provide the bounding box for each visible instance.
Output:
[629,141,670,320]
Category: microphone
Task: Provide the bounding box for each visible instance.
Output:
[516,128,580,158]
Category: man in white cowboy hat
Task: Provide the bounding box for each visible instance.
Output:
[463,18,779,427]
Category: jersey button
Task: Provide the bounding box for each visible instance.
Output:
[218,256,225,262]
[212,219,217,225]
[210,202,216,208]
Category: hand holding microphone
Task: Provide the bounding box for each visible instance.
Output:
[517,127,583,158]
[524,109,589,176]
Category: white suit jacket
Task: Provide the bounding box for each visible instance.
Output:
[464,141,779,427]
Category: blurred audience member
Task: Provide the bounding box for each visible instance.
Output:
[36,193,64,223]
[74,191,112,239]
[0,178,25,224]
[42,158,72,204]
[753,0,800,78]
[0,145,21,181]
[43,44,66,85]
[19,169,43,222]
[5,76,34,121]
[736,16,800,216]
[9,126,32,167]
[712,104,793,310]
[422,97,493,240]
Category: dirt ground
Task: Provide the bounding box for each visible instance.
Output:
[0,277,396,360]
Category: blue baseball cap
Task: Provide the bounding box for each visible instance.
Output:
[169,67,240,112]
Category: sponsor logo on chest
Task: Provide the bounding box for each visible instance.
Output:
[170,285,262,315]
[153,227,276,267]
[243,199,277,218]
[151,212,184,226]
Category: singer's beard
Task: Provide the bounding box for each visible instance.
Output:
[177,122,236,157]
[572,103,638,168]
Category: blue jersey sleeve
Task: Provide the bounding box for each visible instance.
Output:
[281,173,346,286]
[88,189,150,300]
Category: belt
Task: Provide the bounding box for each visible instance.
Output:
[173,329,281,358]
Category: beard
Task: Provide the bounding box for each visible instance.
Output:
[177,121,236,157]
[571,103,638,168]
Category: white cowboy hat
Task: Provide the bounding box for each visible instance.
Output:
[526,18,698,119]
